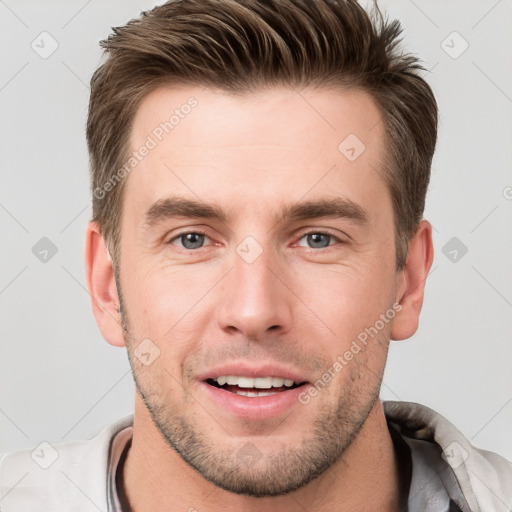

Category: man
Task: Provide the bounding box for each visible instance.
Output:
[1,0,511,510]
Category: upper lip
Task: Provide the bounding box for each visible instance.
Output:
[197,362,310,383]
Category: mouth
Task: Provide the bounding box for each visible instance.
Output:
[198,365,311,419]
[205,375,306,397]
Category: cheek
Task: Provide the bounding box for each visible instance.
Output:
[123,265,210,333]
[290,263,397,396]
[290,260,396,342]
[122,264,220,377]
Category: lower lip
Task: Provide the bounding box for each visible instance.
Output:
[199,381,307,420]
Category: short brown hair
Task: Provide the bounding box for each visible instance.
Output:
[87,0,437,269]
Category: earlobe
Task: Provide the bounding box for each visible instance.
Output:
[84,222,126,347]
[391,220,434,341]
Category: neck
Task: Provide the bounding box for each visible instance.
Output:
[120,397,400,512]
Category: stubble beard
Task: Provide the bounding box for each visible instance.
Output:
[125,332,383,497]
[116,268,385,497]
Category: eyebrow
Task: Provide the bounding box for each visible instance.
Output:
[144,197,227,227]
[275,197,369,225]
[143,196,369,228]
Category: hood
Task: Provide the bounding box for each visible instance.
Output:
[384,400,512,512]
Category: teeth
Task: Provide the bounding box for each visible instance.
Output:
[237,376,256,388]
[271,377,284,388]
[214,375,297,389]
[235,390,277,397]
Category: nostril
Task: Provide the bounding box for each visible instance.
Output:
[268,325,280,330]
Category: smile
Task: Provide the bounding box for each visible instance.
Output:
[206,375,304,397]
[199,368,311,419]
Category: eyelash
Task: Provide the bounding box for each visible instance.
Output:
[167,230,211,247]
[296,230,342,249]
[167,229,344,250]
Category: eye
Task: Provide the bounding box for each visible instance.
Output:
[169,231,210,250]
[297,232,338,249]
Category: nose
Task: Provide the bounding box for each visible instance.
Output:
[216,244,293,340]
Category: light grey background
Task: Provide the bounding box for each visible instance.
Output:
[1,0,511,463]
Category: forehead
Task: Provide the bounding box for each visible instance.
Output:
[124,85,388,220]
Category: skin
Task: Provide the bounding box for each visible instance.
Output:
[85,85,433,512]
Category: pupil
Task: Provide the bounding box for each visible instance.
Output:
[308,233,330,248]
[182,233,204,249]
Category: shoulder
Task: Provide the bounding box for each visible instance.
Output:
[0,415,133,511]
[384,400,512,512]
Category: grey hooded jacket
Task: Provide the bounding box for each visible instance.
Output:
[1,401,511,511]
[384,401,512,511]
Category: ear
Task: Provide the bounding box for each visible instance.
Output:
[84,221,126,347]
[391,220,434,341]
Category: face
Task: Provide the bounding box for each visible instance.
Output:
[116,85,401,496]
